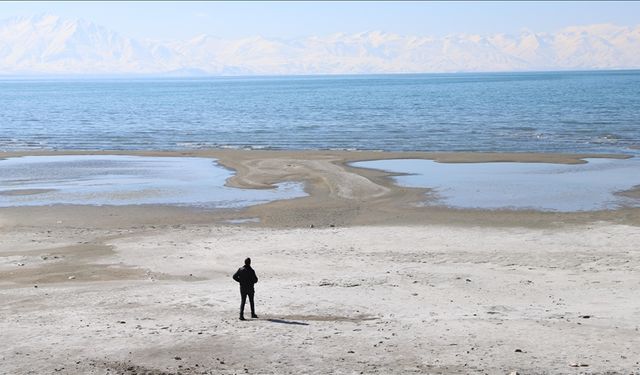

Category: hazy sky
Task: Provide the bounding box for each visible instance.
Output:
[1,1,639,40]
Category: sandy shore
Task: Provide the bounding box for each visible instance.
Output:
[1,150,639,374]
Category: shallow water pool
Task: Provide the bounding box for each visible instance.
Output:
[0,155,306,208]
[351,158,640,211]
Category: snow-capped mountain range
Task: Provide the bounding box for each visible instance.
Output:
[1,14,639,76]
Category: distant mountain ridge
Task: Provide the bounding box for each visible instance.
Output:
[1,14,639,76]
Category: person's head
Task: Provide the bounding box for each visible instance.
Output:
[244,257,251,266]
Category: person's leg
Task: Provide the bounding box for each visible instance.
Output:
[240,290,247,319]
[249,291,257,318]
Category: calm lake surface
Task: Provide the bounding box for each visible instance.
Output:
[1,70,639,154]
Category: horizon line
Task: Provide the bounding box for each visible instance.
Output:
[1,68,640,81]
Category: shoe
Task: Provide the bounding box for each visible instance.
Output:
[239,316,246,321]
[251,314,258,319]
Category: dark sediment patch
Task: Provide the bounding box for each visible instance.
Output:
[0,243,198,286]
[615,185,640,199]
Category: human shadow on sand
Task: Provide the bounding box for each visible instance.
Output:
[265,318,309,326]
[260,314,377,326]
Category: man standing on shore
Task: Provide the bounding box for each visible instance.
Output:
[232,257,259,320]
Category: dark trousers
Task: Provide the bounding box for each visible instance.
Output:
[240,289,255,317]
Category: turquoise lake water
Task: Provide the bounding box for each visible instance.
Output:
[1,70,639,154]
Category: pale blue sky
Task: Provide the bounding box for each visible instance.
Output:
[1,1,639,40]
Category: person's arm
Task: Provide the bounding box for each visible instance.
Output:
[232,269,240,282]
[252,269,258,284]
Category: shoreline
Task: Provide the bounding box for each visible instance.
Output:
[0,148,632,163]
[0,149,639,229]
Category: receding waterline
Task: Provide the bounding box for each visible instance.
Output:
[351,158,640,212]
[0,155,306,208]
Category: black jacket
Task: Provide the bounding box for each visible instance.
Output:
[233,265,258,290]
